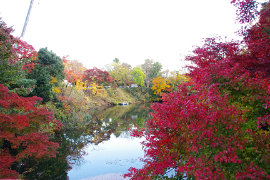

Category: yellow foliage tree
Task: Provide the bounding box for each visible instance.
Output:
[52,87,61,93]
[50,77,61,93]
[75,80,86,91]
[89,82,105,96]
[167,72,190,91]
[151,77,171,95]
[49,77,57,84]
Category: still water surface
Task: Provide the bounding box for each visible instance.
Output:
[67,105,149,180]
[68,132,144,179]
[68,104,151,179]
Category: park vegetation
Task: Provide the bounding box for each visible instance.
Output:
[0,15,184,178]
[1,0,269,178]
[124,0,270,179]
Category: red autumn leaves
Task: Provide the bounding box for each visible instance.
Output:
[125,0,270,179]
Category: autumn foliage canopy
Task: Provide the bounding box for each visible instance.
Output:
[0,84,61,178]
[125,0,270,179]
[62,58,86,84]
[0,19,37,86]
[0,19,62,178]
[83,67,114,85]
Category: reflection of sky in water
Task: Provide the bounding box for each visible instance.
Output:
[68,132,144,180]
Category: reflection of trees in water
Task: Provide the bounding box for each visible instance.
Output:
[16,117,113,179]
[93,104,151,137]
[17,104,151,179]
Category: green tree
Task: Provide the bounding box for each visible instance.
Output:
[28,48,65,103]
[130,67,145,87]
[36,48,65,81]
[141,59,162,87]
[108,60,132,88]
[113,57,120,63]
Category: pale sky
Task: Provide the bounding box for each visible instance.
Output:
[0,0,242,71]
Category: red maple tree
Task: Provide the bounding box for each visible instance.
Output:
[0,18,61,179]
[0,84,62,178]
[0,18,37,73]
[125,0,270,179]
[83,67,114,85]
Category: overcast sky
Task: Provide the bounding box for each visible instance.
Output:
[0,0,243,71]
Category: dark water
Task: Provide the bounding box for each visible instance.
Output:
[19,104,151,180]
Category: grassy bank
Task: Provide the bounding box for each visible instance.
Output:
[83,86,152,106]
[46,85,151,129]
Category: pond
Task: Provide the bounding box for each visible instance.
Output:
[18,104,151,180]
[68,132,144,180]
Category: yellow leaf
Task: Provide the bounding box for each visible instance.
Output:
[50,77,57,84]
[52,87,61,93]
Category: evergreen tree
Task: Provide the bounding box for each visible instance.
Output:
[28,48,64,103]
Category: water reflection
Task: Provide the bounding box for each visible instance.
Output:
[69,132,145,180]
[18,104,150,179]
[68,104,151,179]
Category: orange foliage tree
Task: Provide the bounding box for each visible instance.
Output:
[62,57,86,84]
[151,77,171,95]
